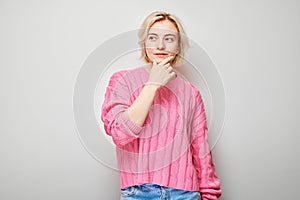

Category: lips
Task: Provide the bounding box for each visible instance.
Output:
[154,52,169,56]
[153,52,169,58]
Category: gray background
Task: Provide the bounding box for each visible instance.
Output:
[1,0,299,199]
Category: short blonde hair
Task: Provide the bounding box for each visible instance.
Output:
[138,11,189,66]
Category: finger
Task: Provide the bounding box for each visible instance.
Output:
[170,71,177,79]
[166,66,173,72]
[164,63,170,68]
[159,55,174,66]
[153,60,157,65]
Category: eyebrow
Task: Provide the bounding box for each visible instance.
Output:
[148,33,177,37]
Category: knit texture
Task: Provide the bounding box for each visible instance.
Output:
[101,67,222,200]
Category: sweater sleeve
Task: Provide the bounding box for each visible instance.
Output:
[190,85,222,200]
[101,71,143,147]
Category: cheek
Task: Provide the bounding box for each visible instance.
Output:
[145,47,152,56]
[166,43,179,54]
[144,47,154,61]
[144,38,159,49]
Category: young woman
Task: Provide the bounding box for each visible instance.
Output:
[101,11,222,200]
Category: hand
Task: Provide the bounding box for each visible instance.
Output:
[146,56,177,88]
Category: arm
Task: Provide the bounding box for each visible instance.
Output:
[190,86,222,200]
[126,56,176,126]
[125,84,159,126]
[101,57,176,147]
[101,71,143,147]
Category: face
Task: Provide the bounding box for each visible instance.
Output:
[145,20,180,64]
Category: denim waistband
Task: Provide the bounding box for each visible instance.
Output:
[120,184,201,200]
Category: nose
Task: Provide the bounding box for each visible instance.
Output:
[157,39,165,50]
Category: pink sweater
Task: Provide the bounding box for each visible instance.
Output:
[101,67,222,200]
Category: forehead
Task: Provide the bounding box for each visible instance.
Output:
[148,20,178,35]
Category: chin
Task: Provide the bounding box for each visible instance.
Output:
[154,58,165,63]
[151,56,169,63]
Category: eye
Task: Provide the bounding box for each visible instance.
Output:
[148,35,157,41]
[165,37,174,43]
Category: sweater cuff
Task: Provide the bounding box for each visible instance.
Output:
[118,112,143,137]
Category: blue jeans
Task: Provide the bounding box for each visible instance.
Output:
[120,184,201,200]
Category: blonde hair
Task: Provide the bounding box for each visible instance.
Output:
[138,11,189,66]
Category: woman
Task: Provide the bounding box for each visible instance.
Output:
[101,11,222,200]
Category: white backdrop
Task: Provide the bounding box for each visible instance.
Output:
[1,0,299,199]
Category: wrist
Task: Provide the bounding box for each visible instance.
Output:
[144,83,160,92]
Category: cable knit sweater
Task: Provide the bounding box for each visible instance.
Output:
[101,67,222,200]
